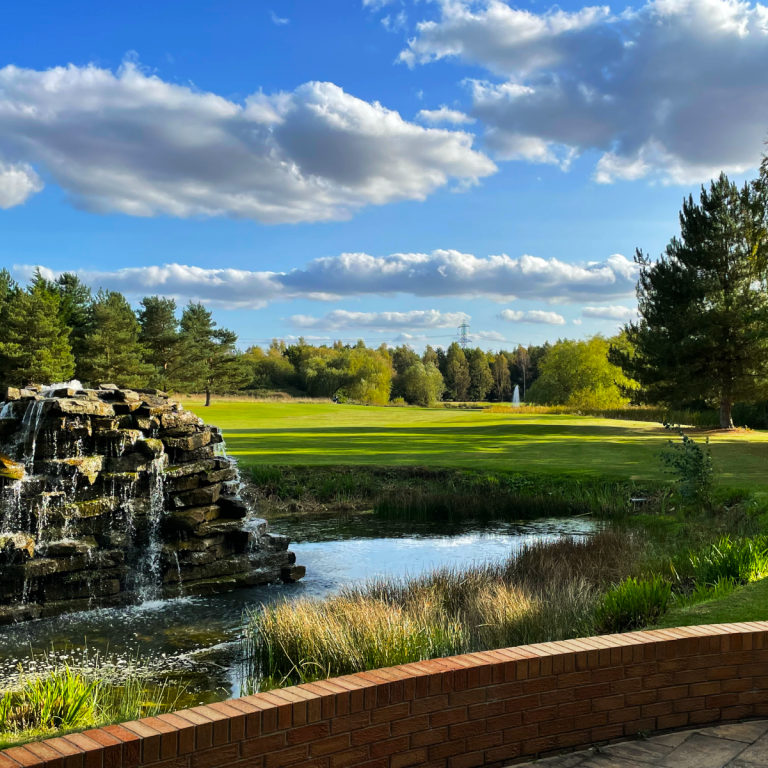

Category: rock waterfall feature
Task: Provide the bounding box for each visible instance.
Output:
[0,384,304,624]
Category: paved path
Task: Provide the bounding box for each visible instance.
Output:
[518,721,768,767]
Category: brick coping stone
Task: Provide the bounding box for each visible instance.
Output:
[3,622,768,768]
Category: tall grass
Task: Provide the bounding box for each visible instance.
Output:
[0,651,184,748]
[242,531,635,689]
[484,404,721,428]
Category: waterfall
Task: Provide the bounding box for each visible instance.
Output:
[512,385,521,407]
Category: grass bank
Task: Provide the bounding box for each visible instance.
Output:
[187,401,768,493]
[247,464,663,519]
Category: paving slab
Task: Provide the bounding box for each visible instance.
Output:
[515,721,768,767]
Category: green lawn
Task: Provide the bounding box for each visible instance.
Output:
[656,578,768,628]
[186,400,768,492]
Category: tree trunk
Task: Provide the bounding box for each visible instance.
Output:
[720,396,734,429]
[205,387,211,407]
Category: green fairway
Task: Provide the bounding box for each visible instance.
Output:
[185,400,768,492]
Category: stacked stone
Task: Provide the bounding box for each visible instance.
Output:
[0,384,303,625]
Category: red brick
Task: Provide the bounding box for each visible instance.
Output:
[330,712,371,735]
[329,747,370,768]
[429,740,465,760]
[3,749,45,768]
[241,734,286,758]
[391,716,428,736]
[59,736,102,768]
[286,723,330,746]
[121,721,162,765]
[79,731,122,768]
[101,725,142,768]
[309,735,351,758]
[22,743,64,768]
[390,748,428,768]
[410,728,448,749]
[449,751,485,768]
[430,707,467,728]
[191,744,238,768]
[263,744,309,768]
[369,703,409,725]
[369,737,409,759]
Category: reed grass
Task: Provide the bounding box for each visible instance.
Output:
[0,651,184,749]
[242,530,636,689]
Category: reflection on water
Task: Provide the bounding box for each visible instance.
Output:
[0,513,595,700]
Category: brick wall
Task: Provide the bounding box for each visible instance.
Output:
[4,622,768,768]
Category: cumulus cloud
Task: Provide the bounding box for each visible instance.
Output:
[279,250,638,302]
[0,160,43,209]
[582,305,637,320]
[401,0,768,183]
[289,309,469,330]
[16,250,637,308]
[0,62,494,223]
[499,309,566,324]
[417,106,475,125]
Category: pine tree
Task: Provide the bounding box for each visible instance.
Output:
[610,174,768,428]
[138,296,183,389]
[78,290,154,388]
[56,273,92,366]
[180,302,250,406]
[0,283,75,387]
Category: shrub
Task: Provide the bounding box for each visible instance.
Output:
[595,575,672,633]
[659,428,714,502]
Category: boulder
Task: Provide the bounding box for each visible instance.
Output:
[3,387,21,401]
[171,482,222,509]
[163,431,212,452]
[0,453,25,481]
[54,399,115,417]
[167,505,222,532]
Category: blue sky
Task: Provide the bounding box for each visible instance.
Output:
[0,0,766,350]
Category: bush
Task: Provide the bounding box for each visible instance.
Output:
[659,428,714,502]
[595,575,672,633]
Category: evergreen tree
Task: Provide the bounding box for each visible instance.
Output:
[0,283,75,387]
[491,353,512,401]
[79,290,154,388]
[180,302,251,406]
[467,347,493,401]
[390,344,421,399]
[444,342,470,401]
[611,174,768,428]
[56,273,92,365]
[138,296,183,389]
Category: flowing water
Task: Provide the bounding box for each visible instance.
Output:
[0,511,595,703]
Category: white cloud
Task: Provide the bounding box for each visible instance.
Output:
[279,250,638,302]
[270,11,290,25]
[573,318,583,325]
[382,11,408,32]
[0,62,495,224]
[474,330,507,341]
[499,309,566,324]
[16,250,637,309]
[417,106,475,125]
[402,0,768,183]
[582,305,637,320]
[289,309,469,330]
[0,160,43,208]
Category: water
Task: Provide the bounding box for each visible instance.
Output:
[0,512,594,701]
[512,385,521,407]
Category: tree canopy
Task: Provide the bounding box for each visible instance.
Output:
[611,173,768,428]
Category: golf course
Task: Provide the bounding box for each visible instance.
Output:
[185,399,768,493]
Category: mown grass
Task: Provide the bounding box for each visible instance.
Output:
[187,401,768,493]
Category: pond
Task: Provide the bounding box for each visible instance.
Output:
[0,512,596,703]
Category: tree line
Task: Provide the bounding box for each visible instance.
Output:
[0,271,250,405]
[1,154,767,424]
